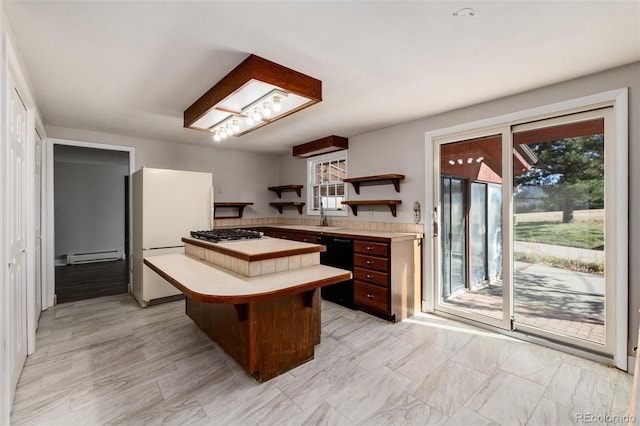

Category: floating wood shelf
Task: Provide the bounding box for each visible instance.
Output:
[341,200,401,217]
[214,202,254,219]
[343,174,405,194]
[268,184,303,198]
[270,202,305,215]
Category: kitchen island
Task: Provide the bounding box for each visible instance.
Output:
[144,237,351,382]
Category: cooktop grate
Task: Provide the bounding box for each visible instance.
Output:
[189,229,263,243]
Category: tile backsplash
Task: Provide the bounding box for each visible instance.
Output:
[214,217,424,234]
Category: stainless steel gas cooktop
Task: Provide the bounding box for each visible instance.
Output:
[189,229,263,243]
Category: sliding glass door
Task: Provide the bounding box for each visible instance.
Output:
[433,107,615,355]
[435,130,510,329]
[511,109,614,354]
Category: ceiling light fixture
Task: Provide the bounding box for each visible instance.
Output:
[272,96,282,112]
[184,54,322,138]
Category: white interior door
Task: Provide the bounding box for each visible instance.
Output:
[34,131,42,321]
[8,78,28,406]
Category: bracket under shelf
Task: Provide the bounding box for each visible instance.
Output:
[341,200,401,217]
[269,202,305,215]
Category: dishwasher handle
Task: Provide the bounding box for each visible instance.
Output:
[318,236,353,244]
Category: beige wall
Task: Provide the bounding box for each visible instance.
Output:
[46,126,281,220]
[278,61,640,356]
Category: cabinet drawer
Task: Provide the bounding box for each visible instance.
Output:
[354,267,388,287]
[354,240,389,257]
[355,281,389,313]
[288,233,318,243]
[354,254,389,272]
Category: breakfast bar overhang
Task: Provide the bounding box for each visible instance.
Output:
[144,251,351,382]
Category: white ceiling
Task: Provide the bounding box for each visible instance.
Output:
[3,1,639,154]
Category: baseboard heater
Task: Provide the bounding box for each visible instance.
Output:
[67,250,121,264]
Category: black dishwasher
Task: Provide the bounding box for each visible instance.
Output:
[318,235,355,309]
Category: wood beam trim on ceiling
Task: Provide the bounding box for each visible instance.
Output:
[184,54,322,129]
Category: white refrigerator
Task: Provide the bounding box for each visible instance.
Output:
[132,167,213,307]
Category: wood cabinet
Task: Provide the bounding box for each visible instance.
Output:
[261,228,318,243]
[354,240,391,317]
[354,253,389,272]
[255,226,421,322]
[354,237,420,322]
[354,240,389,257]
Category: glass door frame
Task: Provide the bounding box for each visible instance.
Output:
[510,107,615,355]
[431,125,513,331]
[423,88,628,369]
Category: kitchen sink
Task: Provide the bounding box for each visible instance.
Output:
[309,226,343,230]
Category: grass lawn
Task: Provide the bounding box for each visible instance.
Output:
[514,221,604,250]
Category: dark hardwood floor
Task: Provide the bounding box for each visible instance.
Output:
[55,259,129,304]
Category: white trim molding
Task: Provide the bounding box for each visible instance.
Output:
[305,150,349,217]
[45,138,135,311]
[424,87,629,370]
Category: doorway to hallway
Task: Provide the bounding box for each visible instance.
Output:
[53,144,131,304]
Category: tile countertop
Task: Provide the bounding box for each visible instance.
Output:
[144,253,352,304]
[265,225,423,242]
[182,236,324,261]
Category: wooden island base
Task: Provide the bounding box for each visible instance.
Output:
[143,249,351,383]
[186,289,321,382]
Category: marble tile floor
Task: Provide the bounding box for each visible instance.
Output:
[11,293,633,425]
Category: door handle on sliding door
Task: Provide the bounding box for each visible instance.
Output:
[432,207,438,238]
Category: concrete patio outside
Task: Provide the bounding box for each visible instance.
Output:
[444,243,605,345]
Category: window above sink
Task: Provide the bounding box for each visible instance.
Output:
[307,151,349,217]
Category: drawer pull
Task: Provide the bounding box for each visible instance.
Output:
[366,294,375,299]
[366,246,374,251]
[366,260,374,265]
[366,274,374,279]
